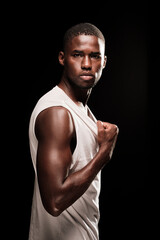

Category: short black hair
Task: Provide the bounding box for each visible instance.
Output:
[63,23,105,51]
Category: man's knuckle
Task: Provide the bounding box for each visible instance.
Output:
[112,124,119,133]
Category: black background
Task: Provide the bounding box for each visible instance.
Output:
[5,1,158,239]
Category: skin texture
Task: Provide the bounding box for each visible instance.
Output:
[35,35,119,216]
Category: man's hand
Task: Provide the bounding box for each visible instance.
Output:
[97,120,119,160]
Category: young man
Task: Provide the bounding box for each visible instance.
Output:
[29,23,119,240]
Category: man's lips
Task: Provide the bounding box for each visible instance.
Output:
[79,74,94,80]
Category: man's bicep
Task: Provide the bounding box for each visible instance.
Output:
[35,107,74,204]
[37,142,72,186]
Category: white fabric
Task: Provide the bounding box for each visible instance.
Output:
[28,86,101,240]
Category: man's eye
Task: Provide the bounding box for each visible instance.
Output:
[73,53,82,57]
[91,54,101,59]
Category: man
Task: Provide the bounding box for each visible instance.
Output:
[28,23,118,240]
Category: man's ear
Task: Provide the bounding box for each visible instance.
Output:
[58,51,65,66]
[103,55,107,69]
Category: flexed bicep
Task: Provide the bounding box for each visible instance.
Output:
[35,106,75,216]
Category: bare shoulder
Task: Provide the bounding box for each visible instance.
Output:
[35,106,75,141]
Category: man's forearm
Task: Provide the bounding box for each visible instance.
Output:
[51,148,109,216]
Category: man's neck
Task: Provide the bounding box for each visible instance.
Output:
[58,78,92,106]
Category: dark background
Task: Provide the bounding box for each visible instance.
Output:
[6,1,158,239]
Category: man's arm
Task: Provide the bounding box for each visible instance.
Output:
[35,106,118,217]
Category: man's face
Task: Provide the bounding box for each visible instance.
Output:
[59,35,106,89]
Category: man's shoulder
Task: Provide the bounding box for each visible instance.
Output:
[37,105,71,121]
[35,106,75,141]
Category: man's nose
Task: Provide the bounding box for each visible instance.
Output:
[81,56,92,70]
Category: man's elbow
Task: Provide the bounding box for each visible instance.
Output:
[43,200,63,217]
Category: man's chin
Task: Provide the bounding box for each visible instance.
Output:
[68,77,98,90]
[79,79,97,89]
[80,84,95,90]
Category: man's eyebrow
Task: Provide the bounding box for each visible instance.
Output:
[72,50,83,53]
[91,52,101,55]
[72,50,101,54]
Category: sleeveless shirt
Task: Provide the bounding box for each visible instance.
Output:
[28,86,101,240]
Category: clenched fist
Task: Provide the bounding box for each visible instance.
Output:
[97,120,119,161]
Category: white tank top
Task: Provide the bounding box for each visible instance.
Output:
[28,86,101,240]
